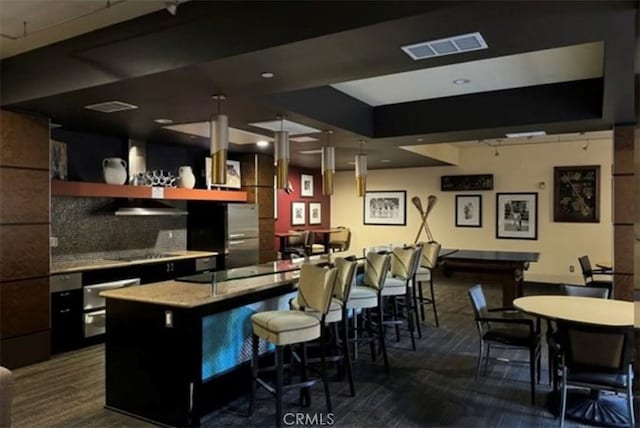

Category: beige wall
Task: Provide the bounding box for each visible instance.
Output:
[331,137,613,284]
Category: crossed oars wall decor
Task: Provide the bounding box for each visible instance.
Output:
[411,195,437,243]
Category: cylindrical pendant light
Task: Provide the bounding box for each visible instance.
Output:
[275,116,289,189]
[210,94,228,185]
[355,140,367,197]
[321,130,335,196]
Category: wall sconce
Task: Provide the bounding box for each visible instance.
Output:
[355,140,367,197]
[210,94,228,185]
[322,130,335,196]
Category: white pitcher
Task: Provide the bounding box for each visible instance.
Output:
[103,158,127,185]
[177,165,195,189]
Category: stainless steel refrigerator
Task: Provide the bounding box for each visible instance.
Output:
[225,204,259,268]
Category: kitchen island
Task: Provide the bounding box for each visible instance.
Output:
[100,261,304,427]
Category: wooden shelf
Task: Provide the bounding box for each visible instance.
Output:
[51,181,247,202]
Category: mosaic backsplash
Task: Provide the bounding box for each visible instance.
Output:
[51,197,187,263]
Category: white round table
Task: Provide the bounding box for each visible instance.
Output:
[513,295,634,326]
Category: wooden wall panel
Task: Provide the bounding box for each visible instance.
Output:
[259,250,277,264]
[0,224,49,281]
[0,168,50,224]
[613,174,635,225]
[613,126,634,175]
[0,277,49,338]
[0,110,49,169]
[612,274,633,301]
[256,154,275,187]
[0,331,50,370]
[258,219,275,251]
[256,187,274,219]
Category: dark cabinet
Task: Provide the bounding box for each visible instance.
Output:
[140,259,195,283]
[51,289,83,353]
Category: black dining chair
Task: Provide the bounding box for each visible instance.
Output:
[468,284,541,405]
[577,255,613,297]
[556,320,635,428]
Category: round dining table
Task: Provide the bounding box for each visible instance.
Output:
[513,295,635,428]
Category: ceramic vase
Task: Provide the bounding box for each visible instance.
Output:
[177,166,196,189]
[103,158,127,185]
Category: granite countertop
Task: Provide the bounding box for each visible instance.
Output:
[100,270,300,308]
[51,250,218,274]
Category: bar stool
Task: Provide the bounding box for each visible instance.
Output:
[382,245,421,350]
[289,257,358,396]
[414,241,441,327]
[346,251,392,373]
[249,264,338,427]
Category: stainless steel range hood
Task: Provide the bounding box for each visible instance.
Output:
[113,199,188,216]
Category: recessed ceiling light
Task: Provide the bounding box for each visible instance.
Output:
[380,159,392,163]
[505,131,546,138]
[453,78,470,85]
[256,140,269,147]
[416,138,424,142]
[298,149,323,155]
[154,118,173,125]
[260,72,275,79]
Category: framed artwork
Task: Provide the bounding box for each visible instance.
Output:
[291,201,306,226]
[455,194,482,227]
[205,158,242,189]
[300,174,314,197]
[309,202,322,225]
[50,140,68,180]
[441,174,493,191]
[363,191,407,226]
[553,165,600,223]
[496,193,538,240]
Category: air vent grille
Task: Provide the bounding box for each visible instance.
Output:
[402,32,487,60]
[84,101,139,113]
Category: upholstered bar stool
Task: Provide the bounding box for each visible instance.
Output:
[289,257,358,396]
[346,251,392,373]
[249,264,338,427]
[382,245,421,350]
[414,241,441,327]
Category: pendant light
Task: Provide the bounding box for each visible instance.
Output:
[210,94,228,185]
[275,116,290,189]
[321,130,335,196]
[355,140,367,197]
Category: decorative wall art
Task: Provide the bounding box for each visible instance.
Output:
[553,165,600,223]
[300,173,314,197]
[455,194,482,227]
[50,140,68,180]
[309,202,322,225]
[291,201,306,226]
[441,174,493,191]
[205,158,242,189]
[363,191,407,226]
[496,192,538,240]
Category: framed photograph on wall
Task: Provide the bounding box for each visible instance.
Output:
[455,195,482,227]
[301,174,314,197]
[496,192,538,240]
[309,202,322,225]
[291,201,306,226]
[553,165,600,223]
[205,158,242,189]
[363,191,407,226]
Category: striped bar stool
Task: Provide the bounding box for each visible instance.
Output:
[290,257,358,397]
[249,264,338,427]
[382,245,422,350]
[346,251,392,373]
[414,241,441,327]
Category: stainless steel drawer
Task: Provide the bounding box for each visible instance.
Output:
[195,257,216,272]
[50,273,82,293]
[84,310,106,338]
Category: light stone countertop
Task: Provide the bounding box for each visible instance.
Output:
[51,250,218,274]
[100,270,299,308]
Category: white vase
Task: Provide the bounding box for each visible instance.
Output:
[103,158,127,185]
[177,165,196,189]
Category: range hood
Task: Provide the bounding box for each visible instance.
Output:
[113,199,188,216]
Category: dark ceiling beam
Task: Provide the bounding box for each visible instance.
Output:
[372,79,604,138]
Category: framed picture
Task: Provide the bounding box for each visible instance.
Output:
[309,202,322,225]
[553,165,600,223]
[291,201,306,226]
[441,174,493,191]
[50,140,68,180]
[300,174,314,197]
[363,191,406,226]
[205,158,242,189]
[496,193,538,240]
[455,194,482,227]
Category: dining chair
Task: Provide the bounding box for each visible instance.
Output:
[468,284,541,405]
[556,320,635,428]
[328,227,351,253]
[577,255,613,297]
[281,230,311,259]
[414,241,441,327]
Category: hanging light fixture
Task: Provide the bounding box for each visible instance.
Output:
[210,94,228,185]
[322,130,335,196]
[355,140,367,197]
[275,116,290,189]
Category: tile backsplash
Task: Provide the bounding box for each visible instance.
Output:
[51,197,187,263]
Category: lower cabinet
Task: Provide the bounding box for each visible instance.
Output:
[140,259,195,283]
[51,289,83,353]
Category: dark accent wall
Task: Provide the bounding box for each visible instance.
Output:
[0,109,51,368]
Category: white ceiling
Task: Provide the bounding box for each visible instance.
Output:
[331,42,604,106]
[0,0,168,59]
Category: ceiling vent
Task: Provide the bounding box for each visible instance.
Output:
[84,101,139,113]
[401,32,487,60]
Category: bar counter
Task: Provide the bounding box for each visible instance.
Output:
[101,261,305,427]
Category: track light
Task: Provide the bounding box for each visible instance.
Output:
[355,140,367,197]
[322,130,335,196]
